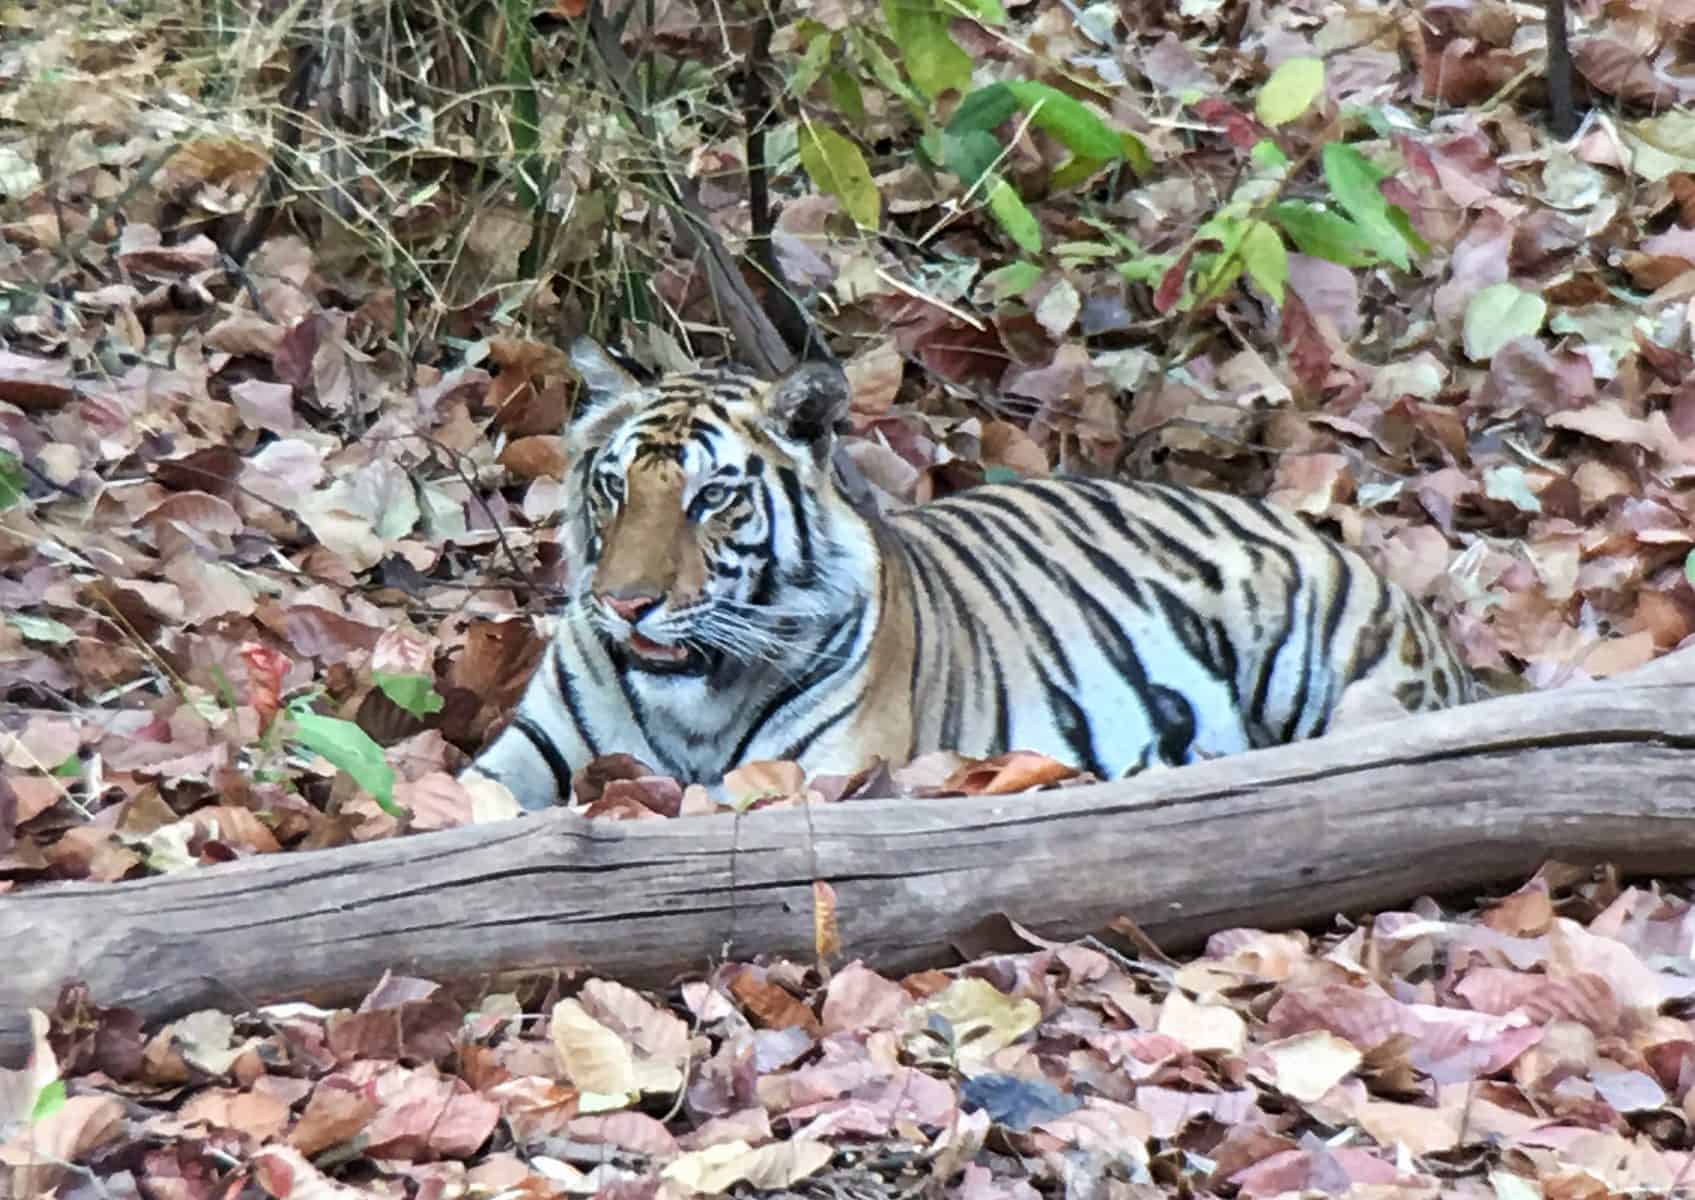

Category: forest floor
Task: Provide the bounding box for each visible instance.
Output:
[5,0,1695,1194]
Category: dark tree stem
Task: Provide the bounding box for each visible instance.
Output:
[1546,0,1579,139]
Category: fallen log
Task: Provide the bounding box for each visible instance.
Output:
[4,650,1695,1063]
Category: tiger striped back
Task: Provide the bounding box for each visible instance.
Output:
[468,343,1476,807]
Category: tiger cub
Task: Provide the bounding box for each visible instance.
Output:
[470,341,1477,808]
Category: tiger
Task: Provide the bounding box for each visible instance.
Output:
[468,339,1478,808]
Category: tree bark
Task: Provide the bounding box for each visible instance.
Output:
[4,651,1695,1063]
[1546,0,1580,139]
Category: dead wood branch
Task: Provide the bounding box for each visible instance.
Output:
[4,651,1695,1062]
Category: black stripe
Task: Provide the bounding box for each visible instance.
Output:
[935,500,1182,771]
[747,478,781,606]
[1278,583,1321,743]
[1062,481,1227,595]
[1018,511,1191,764]
[1142,577,1229,682]
[776,466,816,582]
[1247,575,1299,736]
[1017,481,1100,544]
[780,700,859,762]
[1144,484,1217,538]
[1342,576,1397,685]
[550,637,602,758]
[911,506,1077,686]
[1315,535,1356,681]
[1060,480,1152,554]
[900,535,988,751]
[727,606,868,765]
[893,540,927,733]
[1183,490,1293,573]
[511,715,573,801]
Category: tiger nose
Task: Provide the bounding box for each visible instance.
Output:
[598,589,662,623]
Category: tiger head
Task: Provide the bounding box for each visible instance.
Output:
[559,340,868,677]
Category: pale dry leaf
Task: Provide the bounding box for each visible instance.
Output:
[1157,990,1247,1055]
[908,978,1041,1066]
[550,998,636,1099]
[662,1137,834,1192]
[844,339,903,414]
[1257,1030,1364,1103]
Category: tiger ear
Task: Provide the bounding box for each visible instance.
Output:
[567,337,640,435]
[763,362,852,452]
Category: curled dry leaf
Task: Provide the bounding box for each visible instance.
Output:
[941,751,1078,795]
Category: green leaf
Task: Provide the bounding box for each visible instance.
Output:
[828,69,866,123]
[1685,549,1695,589]
[1255,57,1324,128]
[1192,255,1245,306]
[6,614,76,644]
[1195,212,1248,256]
[793,28,835,95]
[943,0,1006,24]
[986,177,1041,252]
[983,466,1022,484]
[1250,138,1290,171]
[949,84,1021,137]
[1048,153,1111,192]
[1002,81,1122,160]
[1268,201,1377,267]
[1054,240,1120,265]
[1321,143,1411,271]
[1383,203,1431,259]
[978,260,1042,300]
[847,27,928,117]
[0,450,22,510]
[798,124,881,229]
[373,671,445,719]
[289,707,403,818]
[949,82,1139,188]
[881,0,971,99]
[1463,283,1547,362]
[1238,219,1288,304]
[1114,258,1161,285]
[30,1080,65,1124]
[940,127,1004,186]
[1118,132,1152,178]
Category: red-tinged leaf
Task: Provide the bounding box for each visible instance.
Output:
[1153,250,1192,313]
[497,435,569,480]
[821,962,912,1034]
[241,644,291,729]
[1189,97,1263,149]
[254,1145,370,1199]
[359,1064,500,1159]
[287,1077,381,1156]
[725,967,822,1036]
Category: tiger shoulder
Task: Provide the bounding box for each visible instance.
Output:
[468,342,1479,808]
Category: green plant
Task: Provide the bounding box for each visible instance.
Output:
[1148,60,1428,316]
[786,1,1147,253]
[286,698,406,819]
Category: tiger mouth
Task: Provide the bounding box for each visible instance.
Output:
[620,631,707,675]
[628,631,688,664]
